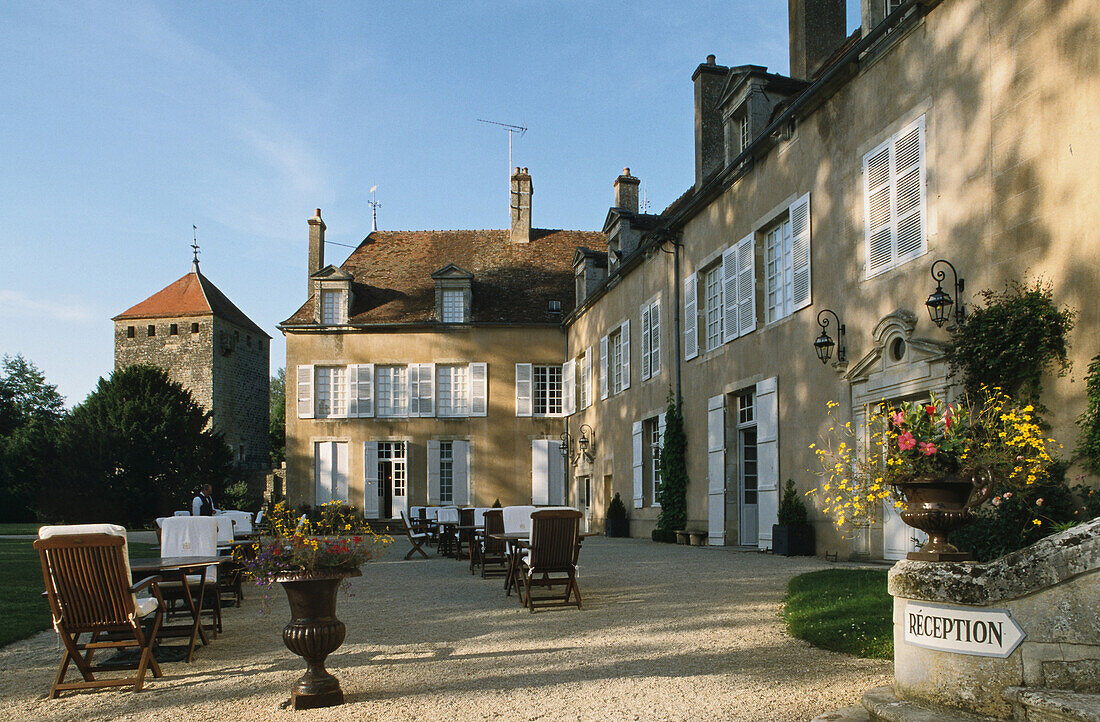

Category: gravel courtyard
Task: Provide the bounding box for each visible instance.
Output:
[1,537,891,721]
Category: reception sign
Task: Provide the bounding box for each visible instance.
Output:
[904,602,1025,658]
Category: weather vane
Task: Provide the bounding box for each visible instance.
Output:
[368,186,381,232]
[191,225,200,269]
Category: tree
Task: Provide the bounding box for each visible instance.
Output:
[656,390,689,535]
[44,365,233,527]
[0,355,65,522]
[269,367,286,465]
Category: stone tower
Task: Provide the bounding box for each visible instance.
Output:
[112,258,271,470]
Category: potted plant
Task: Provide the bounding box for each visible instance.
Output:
[772,479,815,556]
[246,501,391,709]
[811,388,1055,561]
[605,492,629,537]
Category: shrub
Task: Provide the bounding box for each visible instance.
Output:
[651,528,678,543]
[606,492,627,520]
[656,390,689,532]
[777,479,808,526]
[221,478,263,512]
[1076,354,1100,476]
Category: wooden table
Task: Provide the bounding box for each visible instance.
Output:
[456,524,483,571]
[130,556,222,662]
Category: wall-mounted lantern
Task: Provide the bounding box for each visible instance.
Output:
[925,259,965,328]
[813,309,846,364]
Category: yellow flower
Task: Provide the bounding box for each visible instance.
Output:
[1032,519,1041,526]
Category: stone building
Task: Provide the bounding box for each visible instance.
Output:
[279,171,605,517]
[113,258,271,470]
[564,0,1099,559]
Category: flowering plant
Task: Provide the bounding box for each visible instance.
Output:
[242,501,392,609]
[810,387,1056,530]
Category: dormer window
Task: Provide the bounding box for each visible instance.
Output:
[320,289,347,324]
[442,290,465,323]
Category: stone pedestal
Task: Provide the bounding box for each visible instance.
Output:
[884,518,1099,718]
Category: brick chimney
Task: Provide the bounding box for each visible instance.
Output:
[510,167,532,243]
[308,208,325,296]
[789,0,846,80]
[693,55,730,189]
[614,168,640,213]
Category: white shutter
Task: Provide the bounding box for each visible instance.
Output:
[427,440,440,505]
[515,363,533,416]
[599,336,609,400]
[632,420,644,509]
[649,301,661,376]
[721,246,739,343]
[296,364,315,419]
[755,377,779,551]
[531,439,549,505]
[315,441,333,504]
[583,348,593,409]
[894,117,925,263]
[334,441,349,502]
[562,359,576,416]
[470,363,488,416]
[640,305,651,380]
[347,365,359,418]
[684,273,698,360]
[453,440,469,506]
[707,395,726,545]
[620,320,631,390]
[864,139,893,277]
[548,440,565,505]
[790,193,811,311]
[363,442,379,517]
[736,234,756,336]
[357,364,374,417]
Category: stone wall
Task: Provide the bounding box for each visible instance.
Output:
[887,518,1100,718]
[211,316,270,470]
[114,315,215,409]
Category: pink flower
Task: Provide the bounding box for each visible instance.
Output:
[919,441,937,456]
[890,411,906,427]
[992,496,1002,506]
[1004,492,1013,499]
[943,405,954,429]
[898,431,916,451]
[1035,498,1044,506]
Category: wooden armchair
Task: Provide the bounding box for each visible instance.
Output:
[480,509,508,578]
[35,524,165,698]
[399,510,431,560]
[519,509,583,612]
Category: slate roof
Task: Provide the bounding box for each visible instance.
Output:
[281,228,606,327]
[113,267,270,338]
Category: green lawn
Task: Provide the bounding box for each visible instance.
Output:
[0,538,159,648]
[0,523,44,535]
[783,568,893,659]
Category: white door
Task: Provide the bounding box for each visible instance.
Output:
[884,500,927,560]
[315,441,349,505]
[378,441,407,519]
[739,427,759,546]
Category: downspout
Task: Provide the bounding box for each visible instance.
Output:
[672,237,682,407]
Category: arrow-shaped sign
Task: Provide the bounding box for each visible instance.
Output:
[904,602,1026,658]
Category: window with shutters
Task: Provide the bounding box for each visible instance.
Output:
[439,441,454,504]
[765,217,793,324]
[375,365,409,417]
[436,365,470,417]
[864,116,926,278]
[320,290,346,324]
[609,328,624,394]
[533,365,563,416]
[646,417,662,506]
[703,265,724,351]
[577,351,590,410]
[441,290,465,323]
[315,366,347,418]
[641,299,661,381]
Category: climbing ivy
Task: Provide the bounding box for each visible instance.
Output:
[656,390,688,534]
[1076,354,1100,476]
[945,279,1074,403]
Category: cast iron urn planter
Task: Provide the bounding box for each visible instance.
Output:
[891,469,993,562]
[276,569,361,710]
[771,523,816,556]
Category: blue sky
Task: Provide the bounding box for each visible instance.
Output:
[0,1,860,405]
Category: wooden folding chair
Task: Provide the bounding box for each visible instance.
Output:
[519,509,583,612]
[35,525,165,698]
[480,509,508,578]
[400,510,431,560]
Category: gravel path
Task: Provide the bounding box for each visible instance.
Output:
[1,537,891,721]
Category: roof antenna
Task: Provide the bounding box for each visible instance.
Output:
[368,186,381,232]
[191,225,201,272]
[477,118,527,216]
[641,181,651,213]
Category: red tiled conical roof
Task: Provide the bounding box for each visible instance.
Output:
[113,267,269,338]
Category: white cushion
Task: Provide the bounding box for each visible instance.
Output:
[215,516,235,543]
[254,509,264,525]
[134,596,159,618]
[38,524,139,624]
[437,507,460,524]
[160,517,218,582]
[425,507,440,521]
[502,506,537,536]
[174,510,191,517]
[221,510,253,535]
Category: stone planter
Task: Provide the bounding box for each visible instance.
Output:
[772,524,815,556]
[605,517,629,538]
[892,470,993,561]
[276,569,361,710]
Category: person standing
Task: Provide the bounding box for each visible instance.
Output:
[192,483,217,516]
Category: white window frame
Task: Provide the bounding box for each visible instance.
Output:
[864,115,927,278]
[703,265,724,352]
[577,348,592,410]
[441,290,465,323]
[641,299,661,380]
[533,365,563,417]
[375,365,409,418]
[765,216,794,324]
[314,366,348,419]
[319,290,347,325]
[609,328,623,394]
[436,364,470,417]
[439,440,454,504]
